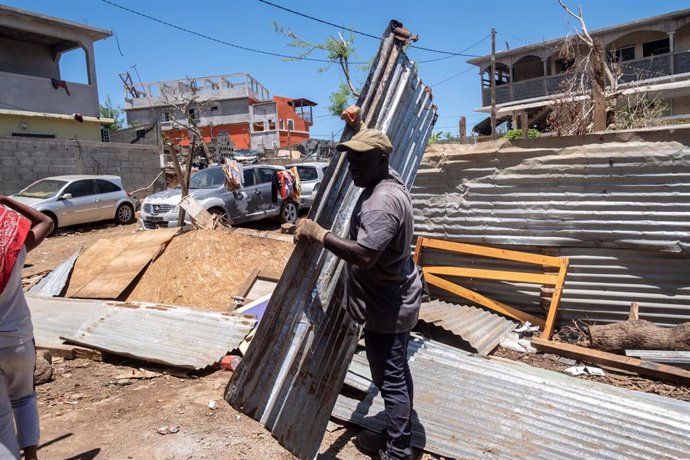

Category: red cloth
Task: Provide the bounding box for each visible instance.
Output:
[0,207,31,294]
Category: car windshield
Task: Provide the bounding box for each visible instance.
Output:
[189,168,224,189]
[16,179,67,199]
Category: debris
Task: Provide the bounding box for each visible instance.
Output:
[531,337,690,384]
[589,320,690,352]
[27,248,81,297]
[281,223,296,234]
[60,302,254,370]
[625,350,690,367]
[179,195,216,230]
[168,426,179,434]
[515,321,540,335]
[564,365,606,376]
[208,400,217,410]
[500,333,536,354]
[156,426,169,435]
[66,228,179,299]
[220,355,242,371]
[34,350,53,385]
[114,369,160,380]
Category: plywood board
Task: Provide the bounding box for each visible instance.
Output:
[66,228,179,299]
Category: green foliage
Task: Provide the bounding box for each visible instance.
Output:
[328,83,352,117]
[503,129,541,140]
[100,96,124,130]
[427,132,443,144]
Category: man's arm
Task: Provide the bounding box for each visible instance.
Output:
[294,219,382,268]
[0,195,54,252]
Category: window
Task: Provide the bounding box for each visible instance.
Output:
[211,106,219,112]
[607,46,635,62]
[189,168,224,189]
[556,58,575,73]
[279,119,285,130]
[159,111,171,122]
[643,38,670,57]
[11,132,55,139]
[257,168,276,184]
[253,122,264,132]
[101,127,111,142]
[64,180,96,198]
[295,166,318,181]
[243,168,256,187]
[95,179,121,194]
[188,107,200,121]
[287,119,295,131]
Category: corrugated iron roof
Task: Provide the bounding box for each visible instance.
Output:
[27,249,80,297]
[28,296,109,349]
[335,336,690,459]
[412,137,690,326]
[419,299,516,355]
[58,301,255,369]
[225,20,438,460]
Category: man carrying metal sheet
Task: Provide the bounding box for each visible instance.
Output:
[295,107,422,460]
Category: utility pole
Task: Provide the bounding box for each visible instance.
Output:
[459,116,467,143]
[490,27,497,140]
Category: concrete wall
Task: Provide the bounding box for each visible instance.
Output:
[0,36,59,78]
[0,113,102,140]
[0,137,164,198]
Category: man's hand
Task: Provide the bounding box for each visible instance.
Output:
[294,218,330,245]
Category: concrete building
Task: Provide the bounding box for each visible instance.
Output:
[122,73,315,151]
[468,8,690,134]
[0,5,113,141]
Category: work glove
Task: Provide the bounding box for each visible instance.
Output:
[344,301,366,325]
[340,105,364,132]
[294,218,330,245]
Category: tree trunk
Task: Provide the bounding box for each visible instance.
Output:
[589,320,690,352]
[590,39,607,131]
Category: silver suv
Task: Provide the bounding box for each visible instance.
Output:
[11,175,137,232]
[140,164,298,229]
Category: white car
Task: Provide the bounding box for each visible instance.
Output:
[287,162,330,209]
[11,175,137,232]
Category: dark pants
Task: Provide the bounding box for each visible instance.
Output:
[364,329,413,460]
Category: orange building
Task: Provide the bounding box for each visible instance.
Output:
[122,73,315,151]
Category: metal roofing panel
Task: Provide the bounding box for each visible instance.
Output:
[412,139,690,327]
[28,295,109,348]
[61,303,255,370]
[419,299,517,355]
[334,337,690,459]
[27,249,80,297]
[225,20,437,460]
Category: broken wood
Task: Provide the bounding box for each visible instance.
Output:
[531,337,690,384]
[588,320,690,352]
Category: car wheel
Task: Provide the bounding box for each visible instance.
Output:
[208,207,229,226]
[116,203,135,225]
[43,212,58,236]
[280,200,299,224]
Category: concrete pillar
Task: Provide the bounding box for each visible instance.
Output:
[542,58,548,95]
[509,66,514,101]
[669,31,676,75]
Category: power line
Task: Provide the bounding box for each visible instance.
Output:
[429,66,475,87]
[99,0,367,64]
[257,0,482,58]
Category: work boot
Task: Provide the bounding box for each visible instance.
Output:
[378,448,422,460]
[355,430,387,456]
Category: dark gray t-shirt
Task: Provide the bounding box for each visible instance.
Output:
[346,168,422,333]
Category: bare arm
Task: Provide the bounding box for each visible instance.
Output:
[0,196,53,252]
[323,232,382,269]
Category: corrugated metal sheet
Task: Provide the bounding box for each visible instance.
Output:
[27,249,80,297]
[60,301,255,369]
[419,299,516,355]
[28,295,109,349]
[412,136,690,326]
[225,20,437,460]
[334,336,690,459]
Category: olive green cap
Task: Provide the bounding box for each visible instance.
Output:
[336,128,393,155]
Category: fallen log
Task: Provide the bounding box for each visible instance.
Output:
[531,337,690,385]
[588,320,690,352]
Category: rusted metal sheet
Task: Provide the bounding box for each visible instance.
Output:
[225,20,437,459]
[412,136,690,326]
[335,336,690,459]
[61,301,255,369]
[418,299,516,355]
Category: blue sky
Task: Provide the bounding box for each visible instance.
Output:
[4,0,689,138]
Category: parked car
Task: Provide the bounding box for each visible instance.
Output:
[287,162,330,209]
[11,175,137,233]
[140,164,298,230]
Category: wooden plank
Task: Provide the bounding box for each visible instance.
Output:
[67,228,179,299]
[420,237,566,267]
[236,268,261,299]
[542,258,569,340]
[413,236,424,265]
[424,266,559,285]
[531,338,690,385]
[180,195,215,230]
[424,272,545,328]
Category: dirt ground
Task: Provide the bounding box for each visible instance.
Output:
[36,356,410,460]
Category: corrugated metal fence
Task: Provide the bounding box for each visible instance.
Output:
[412,130,690,326]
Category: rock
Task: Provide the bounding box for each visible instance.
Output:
[34,351,53,385]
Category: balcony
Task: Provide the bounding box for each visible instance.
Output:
[481,51,690,107]
[125,73,271,110]
[0,71,99,117]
